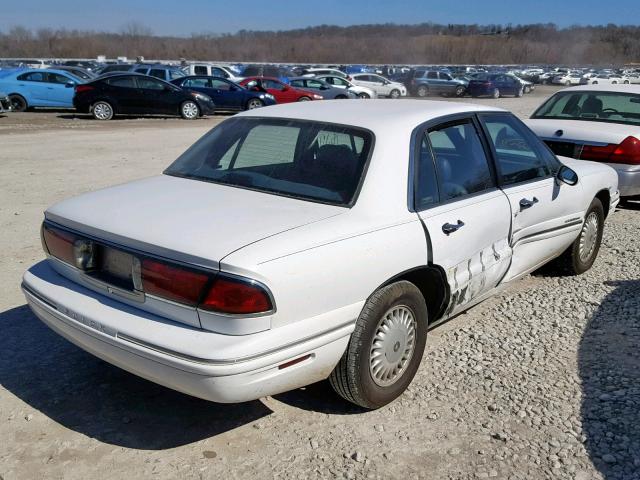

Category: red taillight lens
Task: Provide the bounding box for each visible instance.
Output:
[201,277,272,314]
[141,259,209,306]
[42,225,76,265]
[74,85,94,94]
[580,136,640,165]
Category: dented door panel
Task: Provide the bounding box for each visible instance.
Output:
[418,189,512,316]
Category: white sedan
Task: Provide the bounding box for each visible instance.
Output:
[315,74,377,99]
[580,74,622,85]
[23,101,618,409]
[526,85,640,200]
[350,73,407,98]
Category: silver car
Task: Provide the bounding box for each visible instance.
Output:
[288,77,358,100]
[315,75,377,99]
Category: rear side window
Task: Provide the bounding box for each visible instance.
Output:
[480,114,550,186]
[165,118,373,205]
[194,65,207,75]
[47,73,71,84]
[427,120,494,202]
[427,72,438,79]
[106,76,136,88]
[149,69,166,79]
[183,78,209,88]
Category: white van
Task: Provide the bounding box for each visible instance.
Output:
[181,64,242,82]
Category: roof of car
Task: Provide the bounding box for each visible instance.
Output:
[237,99,504,132]
[558,85,640,94]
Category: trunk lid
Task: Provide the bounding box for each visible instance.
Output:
[525,119,639,145]
[45,175,344,270]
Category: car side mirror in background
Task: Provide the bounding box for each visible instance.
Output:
[557,165,579,186]
[282,85,290,91]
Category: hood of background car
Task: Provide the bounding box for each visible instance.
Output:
[45,175,345,270]
[525,119,640,144]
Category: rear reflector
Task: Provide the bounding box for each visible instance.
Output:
[141,258,209,306]
[580,136,640,165]
[74,85,94,94]
[278,354,312,370]
[201,277,272,314]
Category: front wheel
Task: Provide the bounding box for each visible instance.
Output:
[298,96,311,102]
[389,89,401,99]
[180,101,200,119]
[554,198,604,275]
[455,85,466,97]
[329,281,428,409]
[416,85,429,97]
[246,98,264,110]
[358,92,370,99]
[492,88,500,99]
[92,101,114,120]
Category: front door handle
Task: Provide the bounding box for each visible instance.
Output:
[519,197,539,210]
[442,220,465,235]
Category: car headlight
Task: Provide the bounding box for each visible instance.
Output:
[261,93,275,100]
[313,94,323,100]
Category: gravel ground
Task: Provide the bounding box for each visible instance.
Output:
[1,87,639,479]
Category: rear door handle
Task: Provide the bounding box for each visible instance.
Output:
[519,197,539,210]
[442,220,465,235]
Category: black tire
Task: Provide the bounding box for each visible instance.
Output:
[8,94,27,112]
[553,198,604,275]
[592,81,598,85]
[493,88,500,99]
[298,96,311,102]
[245,98,264,110]
[455,85,466,97]
[358,92,370,99]
[565,80,571,86]
[389,89,401,99]
[180,100,200,119]
[329,281,428,409]
[416,85,429,98]
[91,101,114,120]
[335,94,348,99]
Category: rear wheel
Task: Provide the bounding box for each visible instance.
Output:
[553,198,604,275]
[492,88,500,99]
[8,94,27,112]
[180,101,199,120]
[416,85,429,97]
[358,92,371,99]
[455,85,466,97]
[623,80,630,85]
[245,98,264,110]
[298,96,311,102]
[92,101,114,120]
[516,87,524,97]
[565,80,571,86]
[329,281,428,409]
[389,89,401,99]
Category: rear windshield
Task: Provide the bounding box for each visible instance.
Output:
[164,117,374,205]
[532,91,640,126]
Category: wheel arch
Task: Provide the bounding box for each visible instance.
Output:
[595,189,611,218]
[8,92,28,106]
[376,265,450,325]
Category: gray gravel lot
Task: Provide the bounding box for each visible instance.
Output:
[1,87,638,480]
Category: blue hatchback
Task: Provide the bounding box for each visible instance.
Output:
[467,73,525,98]
[0,68,83,111]
[171,76,276,111]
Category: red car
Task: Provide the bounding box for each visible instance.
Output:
[239,76,323,103]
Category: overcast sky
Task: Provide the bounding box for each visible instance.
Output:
[6,0,640,36]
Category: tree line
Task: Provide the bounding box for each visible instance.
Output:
[1,22,639,65]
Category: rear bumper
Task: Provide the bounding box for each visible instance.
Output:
[607,163,640,197]
[22,261,353,403]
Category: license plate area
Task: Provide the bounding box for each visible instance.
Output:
[89,246,136,291]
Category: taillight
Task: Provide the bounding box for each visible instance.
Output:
[141,258,209,306]
[74,84,94,94]
[42,224,76,265]
[580,136,640,165]
[201,277,272,314]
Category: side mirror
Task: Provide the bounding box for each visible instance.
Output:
[65,81,75,88]
[557,165,578,186]
[282,85,290,91]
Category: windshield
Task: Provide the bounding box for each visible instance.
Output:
[164,117,374,205]
[531,91,640,126]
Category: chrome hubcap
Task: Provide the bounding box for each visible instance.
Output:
[94,103,111,119]
[370,306,417,387]
[248,100,262,109]
[579,212,599,261]
[182,102,198,118]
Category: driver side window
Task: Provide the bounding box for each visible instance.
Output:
[480,114,550,186]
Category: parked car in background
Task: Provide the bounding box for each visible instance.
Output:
[527,84,640,201]
[170,75,275,111]
[552,72,583,86]
[580,74,622,85]
[181,64,242,82]
[54,66,96,81]
[23,100,618,412]
[131,64,186,82]
[315,74,377,99]
[405,70,467,97]
[239,77,323,103]
[95,64,134,75]
[241,65,295,83]
[73,73,215,120]
[61,60,99,71]
[0,68,82,111]
[0,91,11,112]
[349,73,407,98]
[302,68,348,78]
[11,59,49,69]
[467,73,525,98]
[622,74,640,85]
[289,77,357,100]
